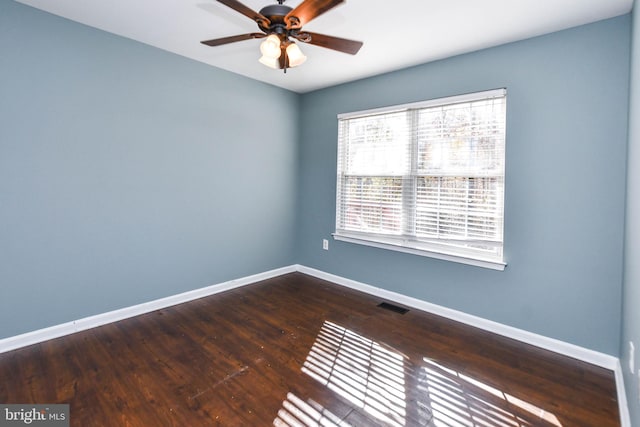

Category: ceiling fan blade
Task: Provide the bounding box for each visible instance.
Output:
[285,0,344,29]
[299,32,362,55]
[201,33,266,47]
[216,0,270,26]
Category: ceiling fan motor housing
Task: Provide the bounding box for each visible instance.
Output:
[258,4,293,33]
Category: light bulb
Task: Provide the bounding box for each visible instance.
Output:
[286,43,307,67]
[260,34,281,59]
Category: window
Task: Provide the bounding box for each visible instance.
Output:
[334,89,507,270]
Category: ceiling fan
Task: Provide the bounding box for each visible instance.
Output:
[201,0,363,72]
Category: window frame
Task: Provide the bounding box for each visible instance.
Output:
[333,89,507,271]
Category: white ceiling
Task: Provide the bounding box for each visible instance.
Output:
[15,0,633,93]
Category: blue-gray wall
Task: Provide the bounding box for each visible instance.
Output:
[0,0,633,364]
[296,16,630,356]
[622,0,640,424]
[0,1,299,339]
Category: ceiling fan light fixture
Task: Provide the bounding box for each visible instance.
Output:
[285,42,307,67]
[260,34,282,59]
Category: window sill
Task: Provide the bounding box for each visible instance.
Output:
[332,233,507,271]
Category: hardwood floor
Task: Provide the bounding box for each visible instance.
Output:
[0,272,619,426]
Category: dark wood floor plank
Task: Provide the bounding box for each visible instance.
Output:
[0,272,619,426]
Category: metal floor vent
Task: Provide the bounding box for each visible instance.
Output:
[377,302,409,314]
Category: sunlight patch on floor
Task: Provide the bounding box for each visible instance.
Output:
[301,321,407,427]
[274,392,351,427]
[275,320,563,427]
[420,358,562,427]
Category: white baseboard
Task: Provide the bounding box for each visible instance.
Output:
[614,360,632,427]
[0,265,297,354]
[0,263,629,426]
[295,264,619,370]
[0,263,621,368]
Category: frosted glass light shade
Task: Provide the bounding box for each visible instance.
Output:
[286,43,307,67]
[259,55,280,69]
[260,35,281,59]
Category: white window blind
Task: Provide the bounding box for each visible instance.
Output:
[335,89,507,269]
